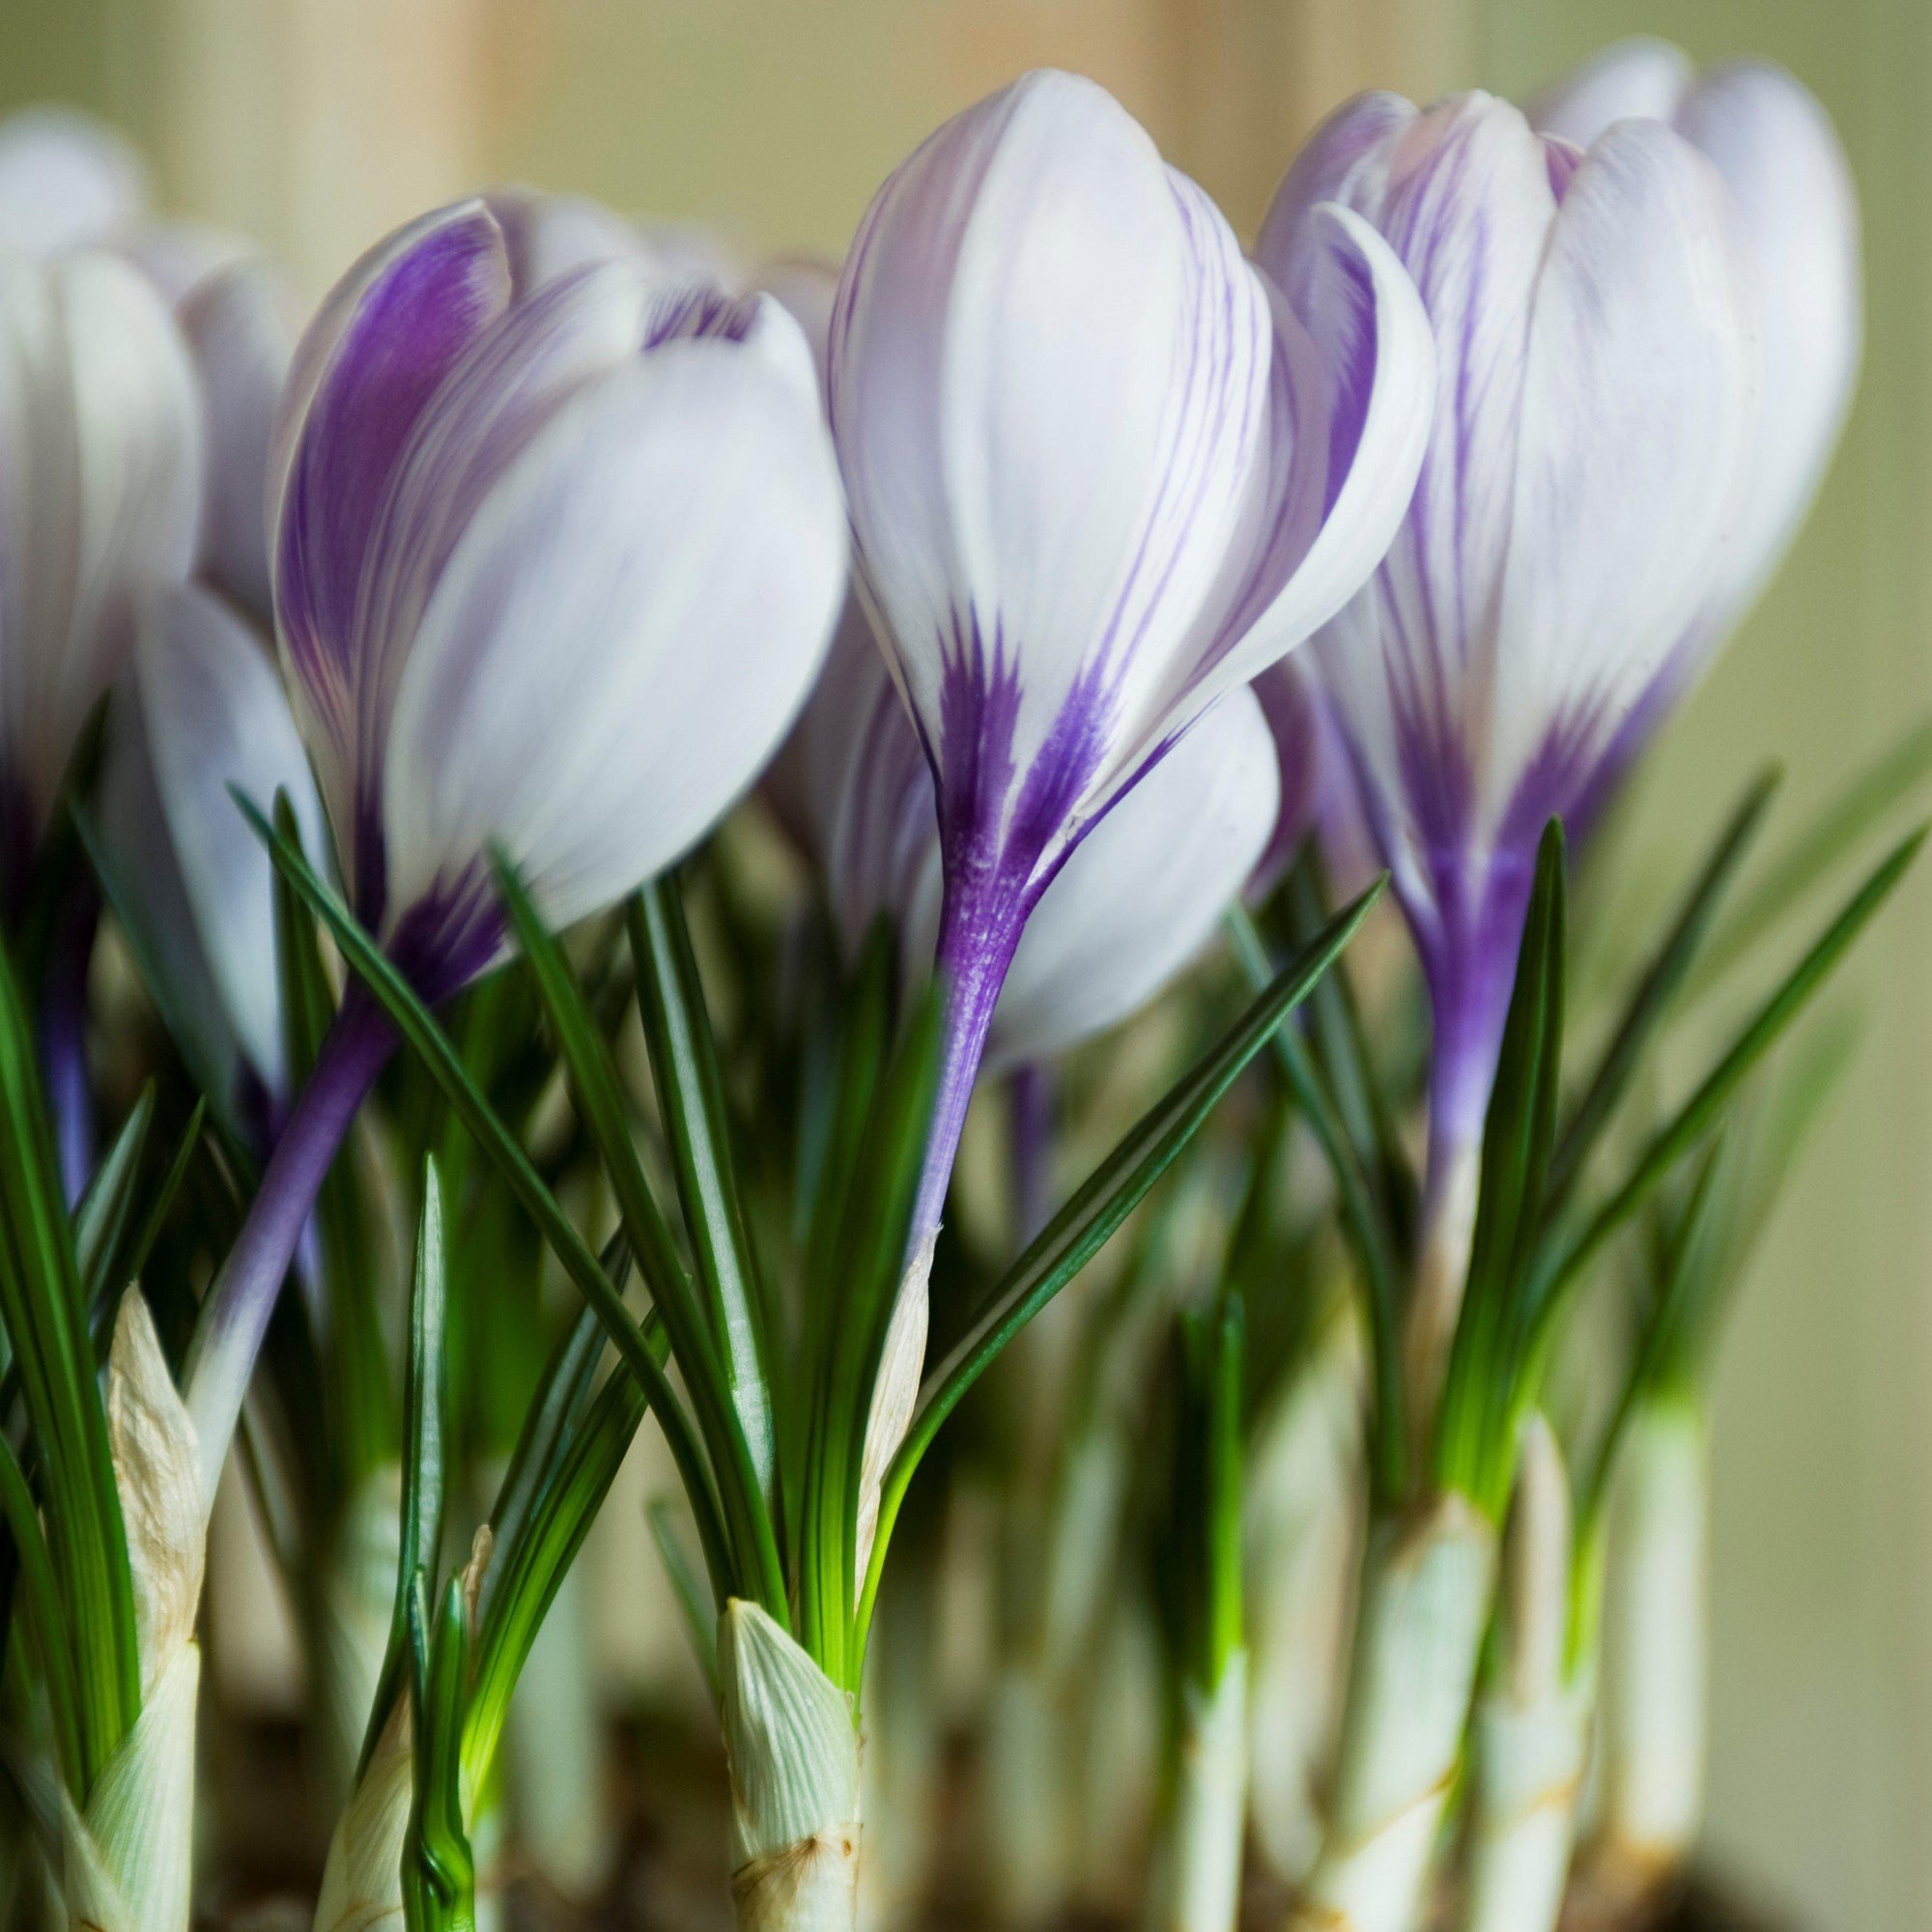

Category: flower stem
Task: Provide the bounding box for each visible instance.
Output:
[1150,1653,1250,1932]
[182,992,396,1517]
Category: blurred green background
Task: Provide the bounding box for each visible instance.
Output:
[2,0,1925,1923]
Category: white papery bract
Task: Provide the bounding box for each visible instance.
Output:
[1256,92,1755,1165]
[830,68,1431,1233]
[0,247,202,905]
[124,582,327,1104]
[1533,40,1861,666]
[269,196,846,1001]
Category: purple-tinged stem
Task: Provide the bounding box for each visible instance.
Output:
[1405,859,1534,1440]
[183,990,396,1516]
[909,875,1032,1257]
[1008,1061,1057,1250]
[40,876,99,1206]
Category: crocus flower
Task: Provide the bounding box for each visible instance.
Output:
[1255,92,1755,1378]
[830,68,1433,1253]
[0,248,203,911]
[775,603,1282,1071]
[182,197,847,1511]
[1533,39,1860,739]
[99,583,328,1124]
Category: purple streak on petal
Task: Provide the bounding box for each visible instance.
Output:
[1542,135,1586,201]
[39,875,99,1205]
[384,860,507,1008]
[641,284,759,349]
[276,212,508,916]
[183,988,396,1509]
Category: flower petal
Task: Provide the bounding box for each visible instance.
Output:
[0,251,201,835]
[1531,45,1861,655]
[179,257,296,625]
[135,583,327,1094]
[1671,63,1860,633]
[830,70,1269,875]
[985,686,1278,1067]
[485,185,645,290]
[1486,118,1752,840]
[1302,96,1559,871]
[381,341,845,989]
[1527,36,1693,145]
[0,105,148,258]
[270,200,510,849]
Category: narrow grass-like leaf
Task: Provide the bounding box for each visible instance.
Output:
[73,1086,154,1313]
[494,853,781,1618]
[802,982,938,1688]
[0,935,138,1791]
[404,1571,474,1932]
[1281,851,1417,1250]
[1548,766,1776,1212]
[473,1249,623,1638]
[1435,823,1566,1517]
[630,877,776,1512]
[357,1163,452,1782]
[1692,709,1932,995]
[1228,904,1406,1498]
[239,794,733,1605]
[465,1365,648,1795]
[646,1496,720,1697]
[856,878,1382,1646]
[1525,826,1923,1374]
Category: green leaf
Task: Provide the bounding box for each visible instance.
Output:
[1524,824,1923,1380]
[1691,709,1932,995]
[404,1571,474,1932]
[492,852,780,1619]
[630,877,776,1511]
[464,1363,648,1797]
[802,980,940,1689]
[472,1250,622,1640]
[1227,903,1406,1499]
[0,933,138,1794]
[73,1085,154,1315]
[357,1162,452,1784]
[238,793,734,1607]
[1435,821,1567,1518]
[1548,765,1776,1212]
[856,876,1383,1648]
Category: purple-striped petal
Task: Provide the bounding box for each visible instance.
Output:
[830,70,1270,889]
[986,687,1278,1068]
[379,340,845,993]
[270,200,511,882]
[1487,120,1751,842]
